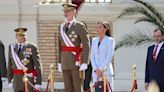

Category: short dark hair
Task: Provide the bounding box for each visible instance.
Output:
[154,28,164,35]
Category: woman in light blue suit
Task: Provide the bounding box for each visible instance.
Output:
[91,21,115,92]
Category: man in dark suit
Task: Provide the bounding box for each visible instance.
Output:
[0,40,7,92]
[145,28,164,92]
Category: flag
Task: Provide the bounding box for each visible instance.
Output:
[71,0,85,15]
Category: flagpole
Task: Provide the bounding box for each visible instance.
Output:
[23,68,29,92]
[103,66,107,92]
[131,64,137,92]
[50,64,55,92]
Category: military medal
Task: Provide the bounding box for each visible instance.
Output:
[25,48,32,55]
[71,31,75,34]
[71,38,75,42]
[74,34,77,38]
[22,58,30,65]
[69,31,77,42]
[69,34,73,38]
[22,47,32,65]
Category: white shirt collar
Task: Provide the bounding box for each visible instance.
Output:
[17,41,28,46]
[156,41,164,47]
[154,41,164,57]
[18,43,24,46]
[65,17,76,26]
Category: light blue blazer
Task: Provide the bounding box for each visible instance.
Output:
[91,36,115,83]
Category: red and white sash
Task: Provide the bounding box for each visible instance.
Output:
[10,44,26,69]
[60,22,81,66]
[11,44,35,77]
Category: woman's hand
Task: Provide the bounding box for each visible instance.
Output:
[145,83,149,90]
[96,68,102,78]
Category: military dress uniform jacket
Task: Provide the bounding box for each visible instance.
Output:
[58,20,90,70]
[8,42,42,91]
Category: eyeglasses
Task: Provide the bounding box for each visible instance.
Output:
[153,36,162,38]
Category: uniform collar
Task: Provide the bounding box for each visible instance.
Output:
[17,41,28,46]
[65,17,76,25]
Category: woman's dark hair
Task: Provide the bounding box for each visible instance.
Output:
[98,21,112,37]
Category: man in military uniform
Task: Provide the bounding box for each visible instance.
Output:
[0,40,7,92]
[7,28,42,92]
[58,3,90,92]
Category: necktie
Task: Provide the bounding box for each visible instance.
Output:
[18,44,22,54]
[66,22,70,32]
[153,45,158,64]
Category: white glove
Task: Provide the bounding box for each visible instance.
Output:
[35,84,41,91]
[1,77,7,82]
[58,63,62,73]
[8,83,13,88]
[75,62,81,66]
[79,63,88,71]
[27,73,33,77]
